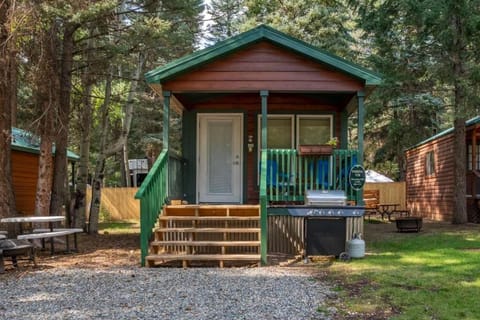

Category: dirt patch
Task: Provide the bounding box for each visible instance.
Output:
[1,232,140,278]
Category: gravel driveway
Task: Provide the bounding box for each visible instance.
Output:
[0,266,334,319]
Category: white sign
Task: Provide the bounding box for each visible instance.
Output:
[128,159,148,170]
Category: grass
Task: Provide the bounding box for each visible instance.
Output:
[98,221,140,234]
[325,222,480,319]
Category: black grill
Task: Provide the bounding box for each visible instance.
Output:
[294,190,364,257]
[304,218,346,256]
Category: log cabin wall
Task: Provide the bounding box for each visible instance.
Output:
[11,150,39,215]
[405,134,455,221]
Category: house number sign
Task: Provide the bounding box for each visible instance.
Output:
[349,165,366,191]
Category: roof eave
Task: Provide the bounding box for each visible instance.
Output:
[11,145,80,162]
[405,116,480,151]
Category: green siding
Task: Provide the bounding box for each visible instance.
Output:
[182,111,196,204]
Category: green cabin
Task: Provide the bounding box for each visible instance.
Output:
[136,25,380,267]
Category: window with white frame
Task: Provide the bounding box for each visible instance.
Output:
[257,115,294,149]
[467,142,480,170]
[425,150,435,176]
[296,115,333,146]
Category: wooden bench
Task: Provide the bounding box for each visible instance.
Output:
[18,228,83,254]
[363,189,380,220]
[0,239,36,273]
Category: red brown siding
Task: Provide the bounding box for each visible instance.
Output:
[163,42,364,92]
[186,93,343,204]
[405,134,455,221]
[12,150,39,215]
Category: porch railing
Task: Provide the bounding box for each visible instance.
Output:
[263,148,360,203]
[168,153,185,200]
[135,150,169,266]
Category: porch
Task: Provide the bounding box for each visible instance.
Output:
[136,146,363,267]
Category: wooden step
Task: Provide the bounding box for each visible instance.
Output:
[159,215,259,221]
[152,240,260,247]
[155,227,260,233]
[164,205,260,217]
[146,253,261,268]
[165,205,260,210]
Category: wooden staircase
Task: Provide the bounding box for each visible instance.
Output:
[146,205,261,268]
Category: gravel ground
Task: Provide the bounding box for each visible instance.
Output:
[0,266,335,320]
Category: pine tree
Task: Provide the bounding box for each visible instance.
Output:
[205,0,244,45]
[358,0,480,223]
[0,0,19,219]
[242,0,356,59]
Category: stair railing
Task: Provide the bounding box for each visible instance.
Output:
[135,150,169,266]
[259,149,268,265]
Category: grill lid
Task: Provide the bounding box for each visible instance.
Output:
[305,190,347,205]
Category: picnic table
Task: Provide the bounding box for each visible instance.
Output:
[0,216,82,254]
[377,203,399,221]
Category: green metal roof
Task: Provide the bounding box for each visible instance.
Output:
[145,24,382,86]
[406,116,480,151]
[11,127,80,161]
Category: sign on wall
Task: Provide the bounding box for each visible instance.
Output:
[349,165,366,191]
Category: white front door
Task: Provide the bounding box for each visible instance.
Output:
[198,114,243,203]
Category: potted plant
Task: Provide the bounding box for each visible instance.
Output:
[326,137,338,148]
[299,137,338,156]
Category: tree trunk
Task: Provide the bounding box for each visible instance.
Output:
[0,0,17,220]
[75,79,93,230]
[88,71,113,234]
[34,23,59,216]
[50,22,77,218]
[103,52,144,156]
[116,53,145,188]
[121,146,130,187]
[451,6,468,224]
[74,30,95,230]
[35,132,54,216]
[453,117,467,224]
[88,53,144,232]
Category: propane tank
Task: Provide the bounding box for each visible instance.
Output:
[347,233,365,258]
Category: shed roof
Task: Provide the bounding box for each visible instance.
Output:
[365,170,394,183]
[406,116,480,151]
[11,127,80,161]
[145,25,382,87]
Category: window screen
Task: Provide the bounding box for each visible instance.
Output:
[298,116,332,145]
[425,151,435,176]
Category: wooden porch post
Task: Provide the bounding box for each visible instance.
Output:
[472,126,477,171]
[357,91,365,205]
[357,91,365,163]
[472,126,478,201]
[163,91,171,196]
[260,90,269,265]
[340,110,348,149]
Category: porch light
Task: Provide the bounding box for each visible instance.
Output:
[248,135,254,152]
